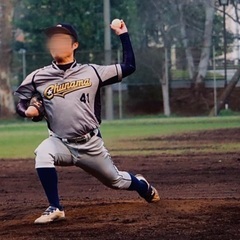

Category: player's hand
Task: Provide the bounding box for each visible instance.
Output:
[25,106,40,117]
[25,93,45,119]
[110,20,128,36]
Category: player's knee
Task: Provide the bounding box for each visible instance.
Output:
[109,177,131,190]
[35,152,55,168]
[105,171,131,190]
[34,144,55,169]
[109,181,123,189]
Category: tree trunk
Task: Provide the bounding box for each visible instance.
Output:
[195,0,215,86]
[209,66,240,116]
[161,81,171,116]
[0,0,15,117]
[160,48,171,117]
[177,2,195,80]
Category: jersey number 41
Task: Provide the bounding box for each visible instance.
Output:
[80,93,90,104]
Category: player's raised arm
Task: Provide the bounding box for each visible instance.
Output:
[89,20,136,87]
[110,19,136,78]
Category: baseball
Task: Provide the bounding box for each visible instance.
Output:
[111,19,122,28]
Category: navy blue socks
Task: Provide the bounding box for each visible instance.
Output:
[128,173,148,197]
[36,169,148,206]
[36,168,62,209]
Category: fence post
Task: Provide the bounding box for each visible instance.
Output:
[104,0,113,120]
[213,45,217,116]
[117,49,123,119]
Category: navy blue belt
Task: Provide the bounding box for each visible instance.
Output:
[59,129,99,144]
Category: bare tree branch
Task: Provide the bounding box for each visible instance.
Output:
[216,6,240,24]
[231,0,240,23]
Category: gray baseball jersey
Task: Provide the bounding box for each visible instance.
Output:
[15,61,122,138]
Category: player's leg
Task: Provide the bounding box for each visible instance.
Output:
[34,136,73,224]
[73,136,159,203]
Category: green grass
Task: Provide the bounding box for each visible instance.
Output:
[0,116,240,159]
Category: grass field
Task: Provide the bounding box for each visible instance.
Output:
[1,117,240,239]
[0,117,240,158]
[1,116,240,159]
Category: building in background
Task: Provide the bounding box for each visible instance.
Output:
[225,4,240,65]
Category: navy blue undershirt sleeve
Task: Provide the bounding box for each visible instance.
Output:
[120,32,136,78]
[16,99,29,117]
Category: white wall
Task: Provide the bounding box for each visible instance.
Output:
[225,4,240,64]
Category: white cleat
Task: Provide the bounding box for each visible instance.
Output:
[135,174,160,203]
[34,206,66,224]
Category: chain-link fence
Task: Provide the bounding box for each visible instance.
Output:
[11,44,240,118]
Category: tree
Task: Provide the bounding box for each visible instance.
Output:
[209,66,240,116]
[209,1,240,114]
[14,0,105,74]
[177,0,215,87]
[14,0,140,74]
[195,0,215,87]
[131,47,170,115]
[0,0,15,116]
[177,0,196,81]
[15,0,104,50]
[133,0,179,116]
[15,0,139,52]
[134,0,227,115]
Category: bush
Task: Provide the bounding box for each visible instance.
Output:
[219,109,240,116]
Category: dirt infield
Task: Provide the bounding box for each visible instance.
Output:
[1,129,240,240]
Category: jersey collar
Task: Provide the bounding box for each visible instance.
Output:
[52,60,77,70]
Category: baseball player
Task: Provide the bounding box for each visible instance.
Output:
[15,20,160,224]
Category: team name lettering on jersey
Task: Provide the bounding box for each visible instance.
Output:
[43,78,92,99]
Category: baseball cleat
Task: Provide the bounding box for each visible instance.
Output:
[135,174,160,203]
[34,206,65,224]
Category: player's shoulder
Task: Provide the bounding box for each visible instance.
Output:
[77,63,98,68]
[23,65,52,84]
[87,63,100,69]
[27,65,52,77]
[85,63,117,70]
[75,63,101,73]
[37,64,53,74]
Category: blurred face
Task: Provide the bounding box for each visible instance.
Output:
[46,34,78,62]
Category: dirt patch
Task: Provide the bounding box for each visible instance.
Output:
[1,129,240,239]
[144,128,240,142]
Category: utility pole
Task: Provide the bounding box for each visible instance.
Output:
[218,0,229,111]
[104,0,113,120]
[19,48,26,81]
[223,4,227,87]
[213,46,217,116]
